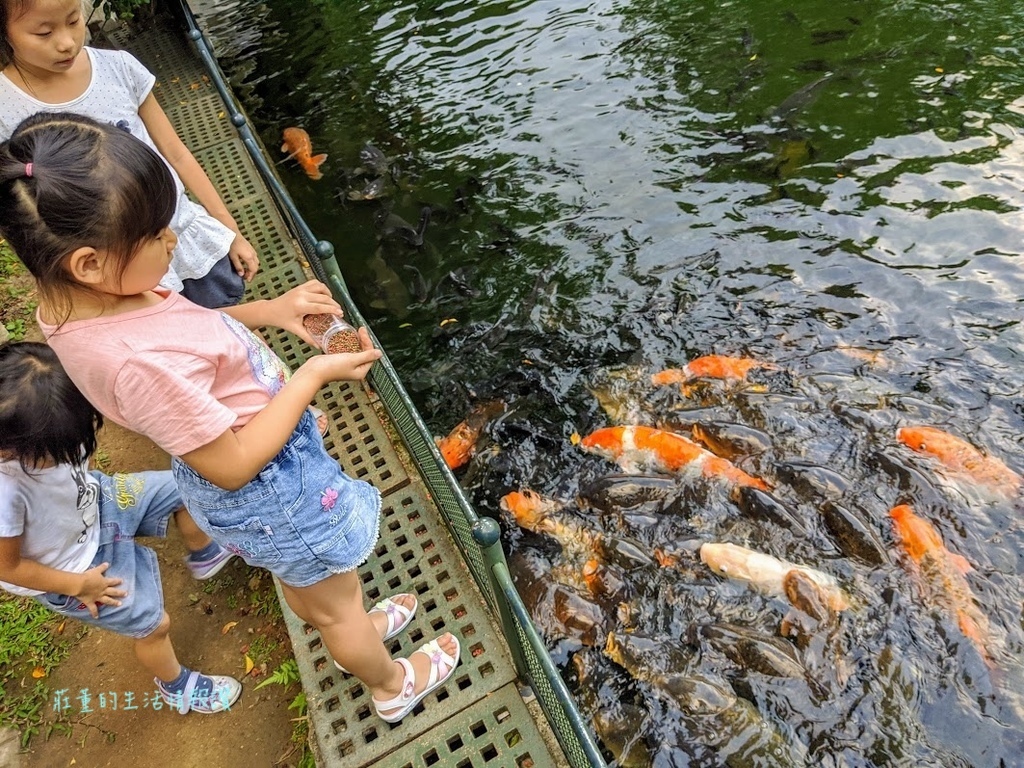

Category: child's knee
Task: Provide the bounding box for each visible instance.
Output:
[144,611,172,639]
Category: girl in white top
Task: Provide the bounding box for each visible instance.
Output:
[0,0,259,308]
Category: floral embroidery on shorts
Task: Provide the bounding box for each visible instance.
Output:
[321,487,339,512]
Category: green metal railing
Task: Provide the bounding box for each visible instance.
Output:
[173,2,606,766]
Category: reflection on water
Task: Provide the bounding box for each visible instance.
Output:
[199,0,1023,763]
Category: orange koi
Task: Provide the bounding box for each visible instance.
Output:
[436,400,504,470]
[499,490,562,534]
[579,425,769,489]
[896,426,1020,495]
[889,504,991,662]
[281,127,328,180]
[651,355,775,386]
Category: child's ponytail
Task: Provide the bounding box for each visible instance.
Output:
[0,112,177,317]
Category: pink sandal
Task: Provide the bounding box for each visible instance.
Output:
[334,594,418,674]
[372,634,461,723]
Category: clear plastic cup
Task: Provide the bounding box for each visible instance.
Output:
[302,314,362,354]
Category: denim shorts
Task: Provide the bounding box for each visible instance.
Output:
[172,409,382,588]
[35,470,181,639]
[180,254,245,309]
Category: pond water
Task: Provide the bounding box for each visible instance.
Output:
[198,0,1023,764]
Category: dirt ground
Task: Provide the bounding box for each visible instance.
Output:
[10,326,300,768]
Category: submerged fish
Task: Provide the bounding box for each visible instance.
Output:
[889,504,991,662]
[651,355,777,386]
[579,425,769,489]
[691,421,772,461]
[501,491,652,568]
[572,651,652,768]
[896,425,1021,495]
[700,542,850,611]
[281,127,327,180]
[605,633,808,767]
[436,400,504,470]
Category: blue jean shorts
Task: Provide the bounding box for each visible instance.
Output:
[180,254,245,309]
[171,409,382,588]
[35,471,181,639]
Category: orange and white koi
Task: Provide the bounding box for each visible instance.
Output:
[281,127,327,180]
[700,542,850,611]
[579,425,769,490]
[499,490,564,535]
[651,355,776,386]
[436,400,504,470]
[896,426,1020,495]
[889,504,991,661]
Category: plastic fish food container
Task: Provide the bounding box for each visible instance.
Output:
[302,313,362,354]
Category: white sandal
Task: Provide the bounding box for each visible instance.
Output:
[334,594,418,674]
[372,634,461,723]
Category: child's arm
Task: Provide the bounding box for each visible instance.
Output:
[139,94,260,281]
[222,279,344,348]
[179,329,382,490]
[0,537,126,619]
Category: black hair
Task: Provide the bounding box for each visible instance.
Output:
[0,0,24,67]
[0,341,102,470]
[0,111,177,323]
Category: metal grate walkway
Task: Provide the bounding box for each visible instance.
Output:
[107,17,561,768]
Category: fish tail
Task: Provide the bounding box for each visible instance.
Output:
[704,456,769,489]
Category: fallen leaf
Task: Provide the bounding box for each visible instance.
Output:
[570,432,581,445]
[439,318,458,327]
[32,666,46,679]
[221,621,239,635]
[56,620,66,635]
[244,655,254,674]
[248,576,262,591]
[399,323,412,328]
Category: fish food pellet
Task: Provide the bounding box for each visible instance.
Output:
[303,313,362,354]
[324,327,362,354]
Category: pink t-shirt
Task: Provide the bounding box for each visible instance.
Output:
[41,291,290,457]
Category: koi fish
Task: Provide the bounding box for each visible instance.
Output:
[651,355,776,386]
[888,504,991,661]
[896,426,1021,495]
[579,425,769,489]
[499,490,563,535]
[501,491,653,567]
[281,127,327,180]
[699,541,850,611]
[436,400,504,470]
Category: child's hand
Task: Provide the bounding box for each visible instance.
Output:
[75,562,127,618]
[270,281,344,345]
[228,233,260,281]
[303,326,382,383]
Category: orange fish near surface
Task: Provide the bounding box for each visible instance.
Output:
[281,127,328,180]
[896,426,1021,496]
[437,400,504,470]
[651,355,775,386]
[889,504,991,663]
[579,425,769,489]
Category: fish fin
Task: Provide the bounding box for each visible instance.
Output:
[281,142,290,153]
[949,552,974,574]
[311,153,328,167]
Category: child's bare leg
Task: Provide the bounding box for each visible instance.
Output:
[172,506,213,552]
[280,574,458,705]
[279,573,397,689]
[133,611,181,681]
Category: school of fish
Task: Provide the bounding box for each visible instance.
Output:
[458,353,1021,766]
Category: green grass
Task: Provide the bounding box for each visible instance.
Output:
[0,595,82,746]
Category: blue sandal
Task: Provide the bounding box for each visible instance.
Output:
[156,670,242,714]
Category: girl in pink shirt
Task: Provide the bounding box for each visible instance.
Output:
[0,112,460,723]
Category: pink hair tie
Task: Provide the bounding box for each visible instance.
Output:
[24,163,32,178]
